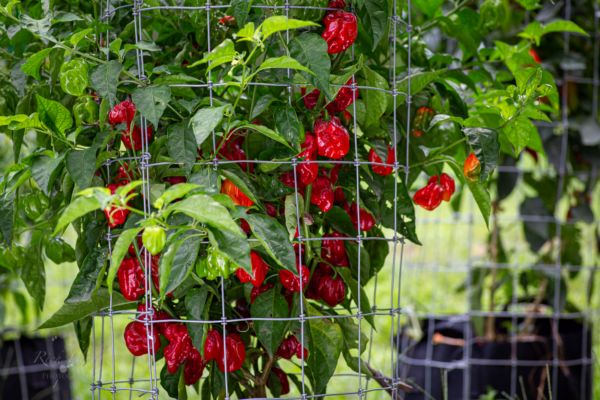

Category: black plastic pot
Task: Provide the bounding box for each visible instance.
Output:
[397,317,592,400]
[0,334,72,400]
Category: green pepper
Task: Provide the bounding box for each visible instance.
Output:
[60,59,90,96]
[45,237,76,264]
[1,243,26,270]
[73,97,99,126]
[478,0,508,31]
[38,192,51,209]
[196,255,209,278]
[23,193,44,220]
[208,247,232,279]
[142,226,166,255]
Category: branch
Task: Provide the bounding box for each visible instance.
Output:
[364,362,413,397]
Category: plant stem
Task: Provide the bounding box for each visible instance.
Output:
[409,137,467,167]
[303,183,313,263]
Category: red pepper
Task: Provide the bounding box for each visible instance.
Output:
[104,182,131,227]
[163,176,188,185]
[267,367,290,395]
[341,109,352,124]
[529,48,541,63]
[463,153,481,182]
[334,187,345,204]
[328,0,346,9]
[122,125,153,150]
[276,335,297,359]
[109,101,136,131]
[525,147,538,163]
[128,236,144,257]
[310,176,334,212]
[279,173,306,198]
[321,164,342,186]
[124,321,161,356]
[241,219,251,235]
[222,179,254,207]
[368,145,395,176]
[318,275,345,307]
[184,347,206,386]
[411,107,435,137]
[250,283,275,304]
[204,329,223,361]
[305,265,324,300]
[155,310,172,335]
[116,163,136,183]
[321,231,347,264]
[314,116,350,159]
[298,133,318,186]
[413,181,444,211]
[322,11,358,54]
[117,258,145,301]
[265,203,278,218]
[217,131,254,173]
[330,78,358,112]
[235,299,252,319]
[216,333,246,373]
[164,324,193,374]
[427,173,455,202]
[301,87,322,110]
[279,264,310,293]
[219,15,235,24]
[235,251,269,287]
[347,202,375,232]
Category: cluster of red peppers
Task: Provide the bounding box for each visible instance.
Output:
[104,164,136,227]
[413,173,456,211]
[109,101,153,150]
[321,0,358,53]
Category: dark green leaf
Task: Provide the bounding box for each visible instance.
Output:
[189,168,220,196]
[165,233,201,295]
[358,0,388,51]
[65,247,109,304]
[22,237,46,311]
[289,33,331,101]
[324,206,358,237]
[53,195,102,235]
[0,192,15,248]
[467,178,491,229]
[232,0,251,28]
[274,104,301,147]
[36,95,73,135]
[168,194,244,235]
[65,131,111,190]
[88,60,123,108]
[160,363,183,398]
[21,48,53,81]
[251,95,279,120]
[132,85,171,128]
[251,287,289,358]
[74,316,93,361]
[463,127,500,182]
[30,154,65,195]
[107,228,143,291]
[206,226,252,274]
[335,267,375,329]
[361,65,388,128]
[191,105,228,146]
[167,120,198,175]
[247,213,296,272]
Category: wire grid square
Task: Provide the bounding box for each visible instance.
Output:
[91,0,412,399]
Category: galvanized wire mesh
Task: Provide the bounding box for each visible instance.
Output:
[91,0,412,399]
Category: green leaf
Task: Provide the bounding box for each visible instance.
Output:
[167,120,198,176]
[36,95,73,135]
[518,21,544,45]
[132,84,171,128]
[358,0,388,51]
[220,168,264,210]
[427,114,464,131]
[305,302,343,396]
[396,69,446,105]
[164,233,201,296]
[411,0,445,18]
[515,0,540,10]
[190,39,235,71]
[53,12,84,22]
[88,60,123,108]
[10,59,27,96]
[338,317,369,374]
[206,226,252,274]
[542,20,588,37]
[191,105,228,146]
[168,194,245,235]
[70,28,93,46]
[274,104,301,147]
[22,233,46,310]
[324,206,358,238]
[74,316,93,361]
[335,267,375,329]
[244,123,293,149]
[463,127,500,182]
[259,16,319,40]
[254,56,315,76]
[0,192,15,248]
[289,34,331,101]
[21,14,54,43]
[501,116,534,155]
[160,363,184,398]
[361,65,388,128]
[251,95,280,120]
[65,247,109,304]
[158,238,184,302]
[65,131,111,190]
[107,228,143,291]
[251,287,289,358]
[247,213,296,272]
[21,48,53,81]
[466,178,491,229]
[38,288,135,329]
[30,154,65,196]
[284,194,304,241]
[189,168,220,196]
[124,40,162,53]
[154,183,204,209]
[232,0,251,31]
[53,195,102,235]
[439,11,481,58]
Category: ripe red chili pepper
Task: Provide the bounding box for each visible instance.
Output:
[411,107,435,137]
[368,145,396,176]
[427,173,455,202]
[463,153,481,182]
[124,321,161,357]
[116,164,136,183]
[235,251,269,287]
[341,109,352,124]
[330,79,358,112]
[163,176,187,185]
[300,87,322,111]
[413,181,444,211]
[276,335,298,360]
[204,329,223,361]
[318,275,346,307]
[265,203,278,218]
[321,231,347,264]
[279,264,310,293]
[240,219,251,235]
[155,310,172,335]
[314,116,350,159]
[279,173,306,198]
[217,130,254,173]
[334,187,345,204]
[235,299,252,319]
[109,101,136,130]
[216,333,246,373]
[322,11,358,54]
[294,242,306,261]
[305,265,324,300]
[298,133,318,186]
[321,164,342,186]
[184,347,206,386]
[219,15,235,24]
[250,283,275,304]
[267,367,290,395]
[122,125,153,150]
[328,0,346,9]
[346,202,375,232]
[222,179,253,207]
[310,176,334,212]
[164,324,193,374]
[529,48,541,63]
[117,258,145,301]
[104,182,131,227]
[128,237,144,256]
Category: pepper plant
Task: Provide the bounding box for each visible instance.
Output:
[0,0,589,398]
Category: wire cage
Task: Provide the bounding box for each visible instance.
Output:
[398,2,600,400]
[90,0,412,399]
